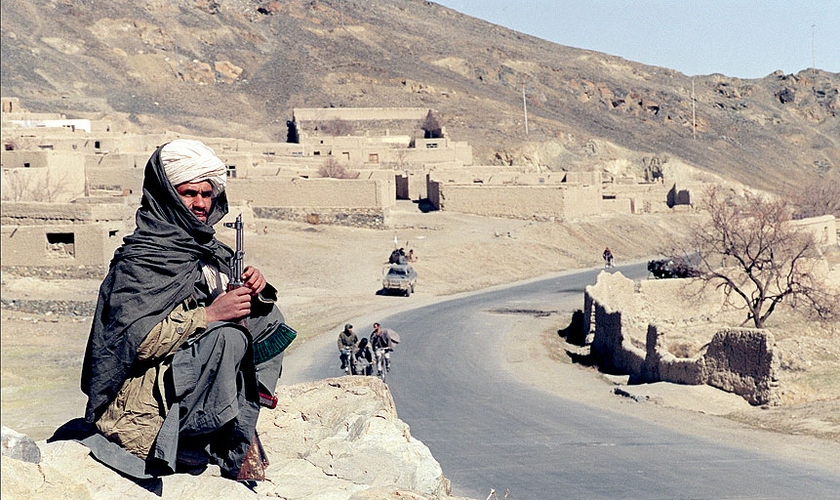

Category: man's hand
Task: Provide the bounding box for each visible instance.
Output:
[241,266,267,296]
[206,287,252,323]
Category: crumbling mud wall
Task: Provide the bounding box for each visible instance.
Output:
[703,328,780,405]
[585,275,645,375]
[583,272,781,405]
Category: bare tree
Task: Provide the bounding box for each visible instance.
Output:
[318,157,360,179]
[2,168,79,202]
[788,174,840,219]
[318,118,354,136]
[689,186,837,328]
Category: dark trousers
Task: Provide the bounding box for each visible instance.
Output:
[152,305,285,477]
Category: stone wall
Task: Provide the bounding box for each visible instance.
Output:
[254,207,387,228]
[228,177,393,228]
[583,272,781,405]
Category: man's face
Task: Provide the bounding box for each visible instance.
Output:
[175,181,214,223]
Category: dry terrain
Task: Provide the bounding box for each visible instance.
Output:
[2,202,839,476]
[3,0,838,194]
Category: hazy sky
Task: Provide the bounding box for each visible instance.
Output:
[433,1,840,79]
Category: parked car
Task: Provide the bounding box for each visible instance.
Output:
[381,264,417,296]
[647,256,702,279]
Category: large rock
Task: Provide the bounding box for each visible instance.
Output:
[2,426,41,463]
[0,377,471,500]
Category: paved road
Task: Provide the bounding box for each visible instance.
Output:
[286,263,840,499]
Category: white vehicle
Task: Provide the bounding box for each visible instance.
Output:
[381,264,417,296]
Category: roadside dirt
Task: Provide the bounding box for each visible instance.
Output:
[1,201,838,474]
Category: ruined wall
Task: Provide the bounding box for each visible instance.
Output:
[642,324,706,385]
[585,273,645,375]
[2,96,21,113]
[703,328,780,405]
[583,272,781,405]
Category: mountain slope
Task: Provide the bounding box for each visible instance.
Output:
[2,0,838,191]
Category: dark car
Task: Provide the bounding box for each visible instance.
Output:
[381,264,417,296]
[647,256,702,279]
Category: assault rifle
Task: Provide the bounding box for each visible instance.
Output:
[224,213,245,290]
[223,212,284,410]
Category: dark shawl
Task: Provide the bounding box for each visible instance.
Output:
[81,145,232,422]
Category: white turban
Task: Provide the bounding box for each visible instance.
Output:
[160,139,227,196]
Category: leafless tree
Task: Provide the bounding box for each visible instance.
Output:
[688,186,837,328]
[318,157,360,179]
[1,168,76,202]
[318,118,354,136]
[788,174,840,219]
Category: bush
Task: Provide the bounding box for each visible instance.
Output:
[318,158,360,179]
[318,118,354,136]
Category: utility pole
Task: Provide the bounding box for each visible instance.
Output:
[522,85,529,136]
[811,24,816,78]
[691,79,696,140]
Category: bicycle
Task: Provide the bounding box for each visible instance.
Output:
[374,347,392,383]
[340,348,357,375]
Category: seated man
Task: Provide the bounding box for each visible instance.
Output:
[80,139,294,482]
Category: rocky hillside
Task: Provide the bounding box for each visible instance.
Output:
[2,0,838,192]
[2,377,470,500]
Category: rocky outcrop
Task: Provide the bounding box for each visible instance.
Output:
[0,377,472,500]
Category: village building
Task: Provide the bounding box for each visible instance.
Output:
[2,98,773,271]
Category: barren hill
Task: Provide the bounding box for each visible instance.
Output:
[2,0,838,192]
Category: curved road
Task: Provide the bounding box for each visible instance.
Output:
[285,263,840,499]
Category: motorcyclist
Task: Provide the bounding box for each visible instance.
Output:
[337,324,358,374]
[603,247,614,268]
[370,322,396,375]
